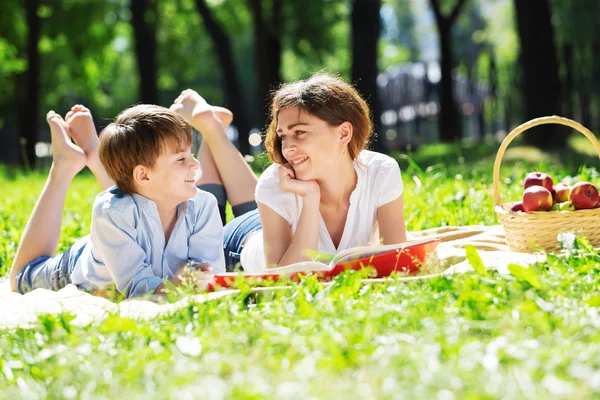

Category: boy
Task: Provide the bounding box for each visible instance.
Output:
[10,102,227,298]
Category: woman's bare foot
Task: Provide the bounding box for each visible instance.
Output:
[170,89,234,131]
[47,111,86,177]
[65,105,113,190]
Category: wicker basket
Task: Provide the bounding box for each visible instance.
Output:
[494,115,600,252]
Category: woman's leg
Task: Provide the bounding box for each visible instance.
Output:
[172,91,258,207]
[199,109,257,207]
[65,104,114,191]
[196,138,228,225]
[9,111,87,291]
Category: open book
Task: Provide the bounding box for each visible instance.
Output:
[209,237,442,290]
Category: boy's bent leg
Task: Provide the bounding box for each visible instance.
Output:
[65,104,114,191]
[9,111,86,292]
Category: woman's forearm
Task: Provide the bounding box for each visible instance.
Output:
[276,194,321,266]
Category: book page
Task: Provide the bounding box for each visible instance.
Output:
[260,261,330,274]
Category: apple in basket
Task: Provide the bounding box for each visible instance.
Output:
[569,181,599,210]
[552,183,571,204]
[523,171,554,192]
[510,201,525,212]
[550,201,576,211]
[522,186,553,212]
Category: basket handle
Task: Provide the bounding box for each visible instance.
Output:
[493,115,600,207]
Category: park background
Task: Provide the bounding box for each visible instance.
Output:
[1,0,600,166]
[2,1,600,398]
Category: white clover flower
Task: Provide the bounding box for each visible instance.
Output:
[557,232,577,251]
[176,335,202,357]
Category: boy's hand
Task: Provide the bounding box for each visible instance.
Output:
[278,164,320,199]
[188,262,215,290]
[170,89,233,132]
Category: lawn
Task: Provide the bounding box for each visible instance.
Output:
[1,139,600,399]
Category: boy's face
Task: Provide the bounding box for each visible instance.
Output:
[145,143,200,207]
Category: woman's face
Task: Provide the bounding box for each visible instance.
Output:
[276,107,350,181]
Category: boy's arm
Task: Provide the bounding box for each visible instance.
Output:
[91,208,164,298]
[187,193,226,273]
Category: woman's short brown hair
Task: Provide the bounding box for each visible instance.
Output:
[99,104,192,195]
[264,73,373,164]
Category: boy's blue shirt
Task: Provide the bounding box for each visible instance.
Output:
[70,186,225,298]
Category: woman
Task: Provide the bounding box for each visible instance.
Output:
[212,73,407,271]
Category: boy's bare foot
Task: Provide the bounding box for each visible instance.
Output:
[65,105,114,190]
[65,105,99,162]
[170,89,233,131]
[47,111,86,176]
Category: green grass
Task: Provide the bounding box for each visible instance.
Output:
[2,140,600,399]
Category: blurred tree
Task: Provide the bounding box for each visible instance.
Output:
[457,2,488,139]
[154,0,228,105]
[0,1,27,165]
[280,1,350,82]
[247,0,351,130]
[379,0,418,70]
[429,0,467,142]
[514,0,564,148]
[16,0,41,168]
[249,0,282,127]
[131,0,158,104]
[194,0,251,155]
[551,0,600,130]
[351,0,384,152]
[477,0,520,132]
[38,0,137,127]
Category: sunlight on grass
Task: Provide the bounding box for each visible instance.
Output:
[1,144,600,398]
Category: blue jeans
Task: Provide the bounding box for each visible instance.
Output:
[223,209,262,271]
[15,235,90,294]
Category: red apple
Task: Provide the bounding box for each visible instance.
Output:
[522,186,553,212]
[523,172,554,192]
[569,182,600,210]
[510,201,525,212]
[552,183,571,204]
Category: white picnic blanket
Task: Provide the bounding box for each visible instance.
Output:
[0,225,546,330]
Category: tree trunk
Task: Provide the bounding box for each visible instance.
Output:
[488,53,498,138]
[249,0,282,128]
[562,43,574,119]
[429,0,467,143]
[437,26,461,141]
[351,0,385,152]
[17,0,41,168]
[592,42,600,132]
[130,0,159,104]
[514,0,564,148]
[195,0,251,155]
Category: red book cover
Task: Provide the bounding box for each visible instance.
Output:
[208,237,441,291]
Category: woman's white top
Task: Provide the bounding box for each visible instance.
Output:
[240,150,404,271]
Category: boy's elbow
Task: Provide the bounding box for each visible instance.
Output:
[124,276,164,298]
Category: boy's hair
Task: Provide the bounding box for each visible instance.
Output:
[99,104,192,195]
[264,73,373,164]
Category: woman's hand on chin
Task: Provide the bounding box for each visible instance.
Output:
[278,164,320,199]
